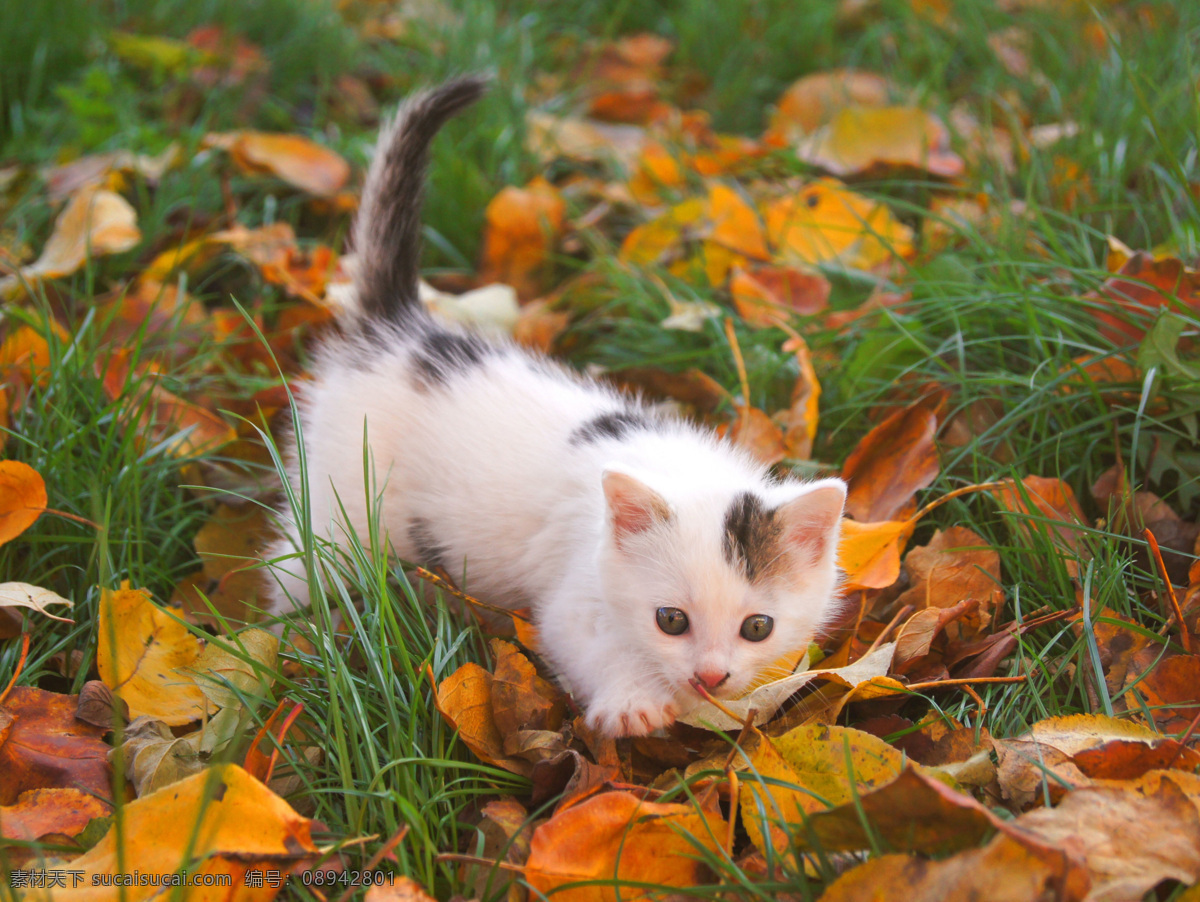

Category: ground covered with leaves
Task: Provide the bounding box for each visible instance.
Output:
[2,0,1200,899]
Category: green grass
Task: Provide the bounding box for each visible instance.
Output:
[2,0,1200,897]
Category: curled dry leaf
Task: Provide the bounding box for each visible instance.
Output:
[0,686,114,807]
[524,789,724,901]
[0,186,140,297]
[763,178,914,271]
[97,582,207,726]
[893,526,1002,642]
[0,582,72,623]
[205,131,350,196]
[795,106,965,179]
[680,640,895,731]
[0,460,48,547]
[20,765,317,902]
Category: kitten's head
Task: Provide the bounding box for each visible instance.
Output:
[597,467,846,712]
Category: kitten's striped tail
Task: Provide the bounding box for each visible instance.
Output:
[353,75,489,322]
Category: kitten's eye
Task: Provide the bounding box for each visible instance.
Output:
[740,614,773,641]
[656,607,690,636]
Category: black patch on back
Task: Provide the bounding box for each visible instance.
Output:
[722,492,781,583]
[407,517,450,570]
[570,410,652,445]
[411,328,491,387]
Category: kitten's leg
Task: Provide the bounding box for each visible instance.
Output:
[581,665,680,738]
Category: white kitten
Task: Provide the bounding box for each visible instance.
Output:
[265,77,847,737]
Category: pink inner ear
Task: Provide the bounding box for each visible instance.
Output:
[781,484,845,560]
[603,470,670,540]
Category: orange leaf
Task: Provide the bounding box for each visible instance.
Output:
[480,177,566,299]
[731,263,830,328]
[780,335,821,459]
[525,790,724,901]
[991,475,1087,553]
[841,397,941,522]
[0,460,47,547]
[719,406,786,466]
[209,131,350,196]
[434,662,531,778]
[763,178,914,270]
[768,69,892,140]
[0,787,111,858]
[1085,250,1200,342]
[838,518,914,591]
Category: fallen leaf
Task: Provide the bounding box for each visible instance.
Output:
[0,787,111,860]
[513,299,570,353]
[1136,654,1200,727]
[768,70,893,140]
[421,280,521,338]
[97,582,207,726]
[490,639,567,738]
[21,764,317,902]
[779,334,822,459]
[893,527,1002,641]
[841,397,941,522]
[42,146,179,201]
[0,461,48,547]
[365,877,439,902]
[0,686,114,807]
[795,106,965,178]
[730,263,831,328]
[115,715,206,797]
[524,110,646,170]
[799,766,1006,854]
[1086,250,1200,343]
[838,518,914,591]
[0,187,140,297]
[719,406,787,467]
[525,790,724,901]
[206,131,350,196]
[763,178,914,271]
[435,663,532,778]
[480,177,566,299]
[0,582,72,623]
[991,475,1087,554]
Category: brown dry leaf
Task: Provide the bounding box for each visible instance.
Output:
[480,177,566,299]
[0,186,140,297]
[893,527,1002,641]
[0,686,114,807]
[205,131,350,196]
[0,460,48,547]
[435,662,532,778]
[21,764,317,902]
[842,397,941,522]
[1086,249,1200,343]
[42,146,178,201]
[991,475,1087,554]
[1072,606,1152,697]
[730,263,831,328]
[739,723,910,854]
[821,833,1089,902]
[97,582,207,726]
[513,299,571,353]
[763,178,914,272]
[490,639,567,738]
[994,713,1159,808]
[892,598,980,674]
[365,877,439,902]
[524,110,646,169]
[1072,737,1200,780]
[0,787,111,862]
[605,366,729,414]
[768,70,893,140]
[838,518,914,591]
[1015,772,1200,900]
[525,790,724,901]
[799,766,1006,855]
[194,503,269,582]
[796,106,964,179]
[1136,654,1200,727]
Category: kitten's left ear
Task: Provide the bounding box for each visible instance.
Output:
[602,469,672,544]
[776,479,846,563]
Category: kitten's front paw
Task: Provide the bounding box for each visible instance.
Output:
[585,697,679,738]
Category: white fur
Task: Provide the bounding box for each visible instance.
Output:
[267,319,846,737]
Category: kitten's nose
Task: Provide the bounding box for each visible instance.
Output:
[694,669,730,691]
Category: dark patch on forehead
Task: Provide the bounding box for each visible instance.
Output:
[411,327,491,388]
[570,410,652,445]
[407,517,450,571]
[722,492,782,583]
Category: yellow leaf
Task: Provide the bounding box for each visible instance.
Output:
[0,582,72,622]
[20,765,317,902]
[769,69,893,139]
[795,106,964,178]
[619,196,706,268]
[763,178,913,270]
[97,582,207,725]
[0,187,140,297]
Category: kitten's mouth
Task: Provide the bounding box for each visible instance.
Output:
[688,673,732,699]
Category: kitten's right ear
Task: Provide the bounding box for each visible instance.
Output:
[602,469,671,542]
